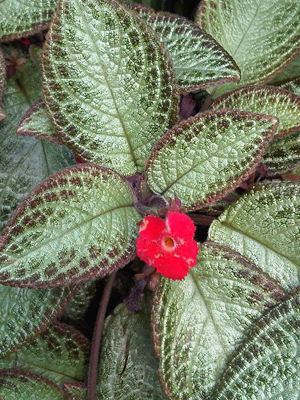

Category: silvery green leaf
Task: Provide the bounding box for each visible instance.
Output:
[0,47,5,120]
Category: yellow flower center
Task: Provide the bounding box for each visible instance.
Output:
[162,236,176,251]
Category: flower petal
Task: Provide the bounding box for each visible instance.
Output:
[155,254,189,280]
[166,211,196,240]
[136,237,162,266]
[175,240,199,267]
[138,215,165,240]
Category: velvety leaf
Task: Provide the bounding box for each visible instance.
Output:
[0,164,140,288]
[213,290,300,400]
[146,110,277,210]
[0,52,74,232]
[0,370,70,399]
[264,131,300,173]
[0,0,57,42]
[271,54,300,85]
[64,281,96,320]
[196,0,300,86]
[17,99,63,145]
[211,86,300,139]
[152,243,285,400]
[42,0,178,176]
[209,182,300,290]
[0,322,89,384]
[0,285,70,357]
[98,303,166,400]
[282,77,300,96]
[64,383,87,400]
[132,6,240,92]
[0,47,5,120]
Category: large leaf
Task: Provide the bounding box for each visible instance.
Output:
[264,131,300,173]
[271,54,300,85]
[64,384,87,400]
[196,0,300,86]
[213,290,300,400]
[211,86,300,139]
[209,182,300,290]
[0,164,140,288]
[42,0,178,176]
[0,0,57,42]
[0,323,89,384]
[17,99,63,145]
[97,303,166,400]
[132,6,240,92]
[0,47,5,120]
[0,370,70,399]
[152,243,285,400]
[0,51,74,232]
[282,77,300,96]
[64,281,96,320]
[146,110,277,210]
[0,285,70,357]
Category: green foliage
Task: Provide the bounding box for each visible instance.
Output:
[0,48,5,119]
[209,183,300,290]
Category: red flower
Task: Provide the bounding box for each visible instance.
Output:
[136,211,198,280]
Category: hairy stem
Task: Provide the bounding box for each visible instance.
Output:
[87,272,117,400]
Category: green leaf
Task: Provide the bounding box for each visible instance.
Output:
[97,304,166,400]
[0,322,88,384]
[209,182,300,290]
[196,0,300,86]
[0,0,57,42]
[0,284,70,357]
[132,7,240,92]
[264,131,300,173]
[282,77,300,96]
[0,370,70,400]
[0,47,5,120]
[146,110,277,210]
[0,164,140,288]
[213,290,300,400]
[0,51,74,232]
[64,384,87,400]
[64,281,96,320]
[17,99,63,145]
[211,86,300,139]
[271,54,300,85]
[42,0,178,176]
[152,243,285,400]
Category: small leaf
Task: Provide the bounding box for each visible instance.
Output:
[211,86,300,139]
[146,110,277,210]
[132,6,240,92]
[196,0,300,86]
[209,182,300,290]
[0,285,70,357]
[0,370,70,399]
[0,50,74,231]
[213,290,300,400]
[0,322,89,384]
[264,131,300,173]
[282,77,300,96]
[17,99,63,145]
[0,0,57,42]
[64,281,96,320]
[97,303,166,400]
[42,0,178,175]
[0,47,5,120]
[0,164,140,288]
[152,243,285,400]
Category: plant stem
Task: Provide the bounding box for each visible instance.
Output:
[87,271,117,400]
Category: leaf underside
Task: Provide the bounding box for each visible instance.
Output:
[0,285,69,358]
[0,370,70,400]
[0,51,74,232]
[42,0,178,175]
[152,243,285,400]
[98,304,166,400]
[196,0,300,86]
[0,0,57,42]
[146,110,277,210]
[213,290,300,400]
[211,86,300,139]
[209,182,300,290]
[17,99,63,145]
[0,164,140,288]
[132,6,240,92]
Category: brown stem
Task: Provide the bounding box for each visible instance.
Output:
[87,272,117,400]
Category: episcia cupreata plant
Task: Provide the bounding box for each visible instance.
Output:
[0,0,299,399]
